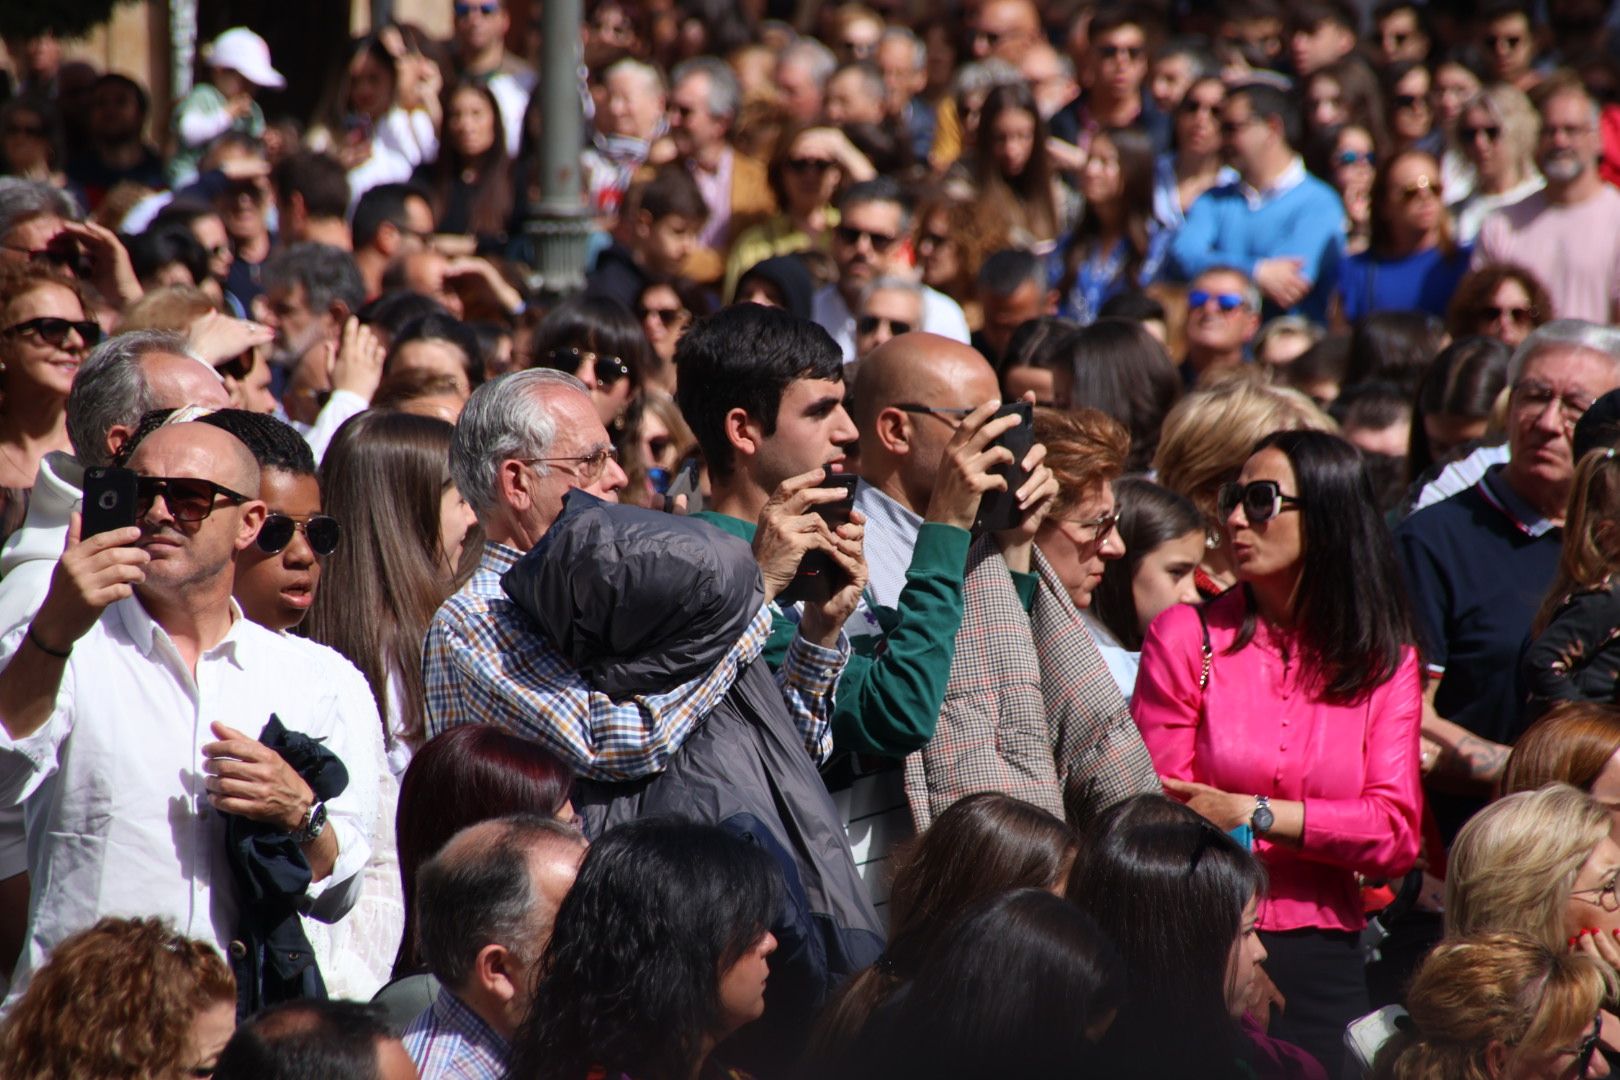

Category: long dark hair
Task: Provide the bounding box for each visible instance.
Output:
[1236,429,1418,702]
[850,889,1125,1080]
[531,293,654,389]
[810,793,1076,1066]
[1407,335,1509,476]
[1054,318,1182,472]
[392,724,574,978]
[973,81,1059,242]
[510,818,782,1080]
[1091,477,1207,651]
[1344,308,1448,398]
[1060,126,1157,302]
[423,78,513,238]
[1069,794,1264,1079]
[304,411,468,749]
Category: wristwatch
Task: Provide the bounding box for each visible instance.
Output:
[294,800,328,845]
[1251,795,1275,836]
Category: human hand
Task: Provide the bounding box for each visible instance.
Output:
[327,316,385,402]
[59,220,142,307]
[795,127,876,181]
[752,467,847,604]
[31,513,148,656]
[1161,776,1252,832]
[922,400,1019,531]
[1045,137,1087,174]
[1253,257,1311,309]
[800,511,867,645]
[445,256,524,314]
[992,434,1057,571]
[187,311,274,366]
[202,721,316,832]
[1246,965,1286,1031]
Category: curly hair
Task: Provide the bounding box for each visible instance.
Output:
[1444,263,1554,339]
[915,193,1011,303]
[0,916,235,1080]
[0,260,89,322]
[508,818,781,1080]
[1035,406,1131,518]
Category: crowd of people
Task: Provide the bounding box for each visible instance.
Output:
[5,0,1620,1076]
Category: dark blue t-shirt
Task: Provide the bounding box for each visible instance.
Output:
[1336,244,1473,324]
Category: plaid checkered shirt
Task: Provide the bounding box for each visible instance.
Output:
[401,988,508,1080]
[422,542,843,782]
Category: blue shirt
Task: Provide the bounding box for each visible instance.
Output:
[402,988,509,1080]
[1169,157,1346,321]
[1050,227,1173,325]
[1335,244,1473,324]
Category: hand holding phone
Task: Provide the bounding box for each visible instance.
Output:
[82,467,139,538]
[753,466,855,606]
[777,472,859,606]
[972,401,1034,533]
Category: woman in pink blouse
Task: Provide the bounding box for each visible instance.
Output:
[1132,430,1424,1076]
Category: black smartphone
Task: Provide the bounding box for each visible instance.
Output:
[972,401,1035,533]
[82,466,139,538]
[776,471,859,606]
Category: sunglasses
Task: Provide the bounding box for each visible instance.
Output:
[2,238,88,276]
[785,157,835,176]
[454,1,499,14]
[1481,304,1534,325]
[1399,175,1440,201]
[1097,44,1144,61]
[916,231,950,251]
[636,305,687,328]
[1460,124,1501,143]
[3,316,102,348]
[213,351,256,381]
[1484,33,1523,50]
[1575,1010,1603,1079]
[1335,149,1375,167]
[1393,93,1425,111]
[1217,479,1304,523]
[1189,290,1247,312]
[1179,98,1222,116]
[835,224,901,252]
[857,314,913,336]
[546,347,630,387]
[136,475,250,522]
[256,513,341,556]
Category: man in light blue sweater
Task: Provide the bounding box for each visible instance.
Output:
[1170,82,1345,323]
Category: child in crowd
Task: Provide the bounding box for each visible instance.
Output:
[170,28,284,186]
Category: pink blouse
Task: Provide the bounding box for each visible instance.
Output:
[1131,592,1424,933]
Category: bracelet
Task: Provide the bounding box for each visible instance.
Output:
[26,625,71,660]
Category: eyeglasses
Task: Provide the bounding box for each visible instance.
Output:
[895,403,975,427]
[516,446,619,483]
[3,316,102,348]
[1179,98,1222,117]
[1335,149,1375,167]
[1393,93,1424,111]
[636,305,688,328]
[1574,1010,1604,1079]
[1543,123,1595,140]
[1460,124,1501,143]
[857,314,913,336]
[454,1,499,15]
[1217,479,1304,523]
[256,513,342,556]
[1571,874,1620,912]
[1096,44,1144,61]
[2,239,87,275]
[1062,505,1122,543]
[1188,290,1247,312]
[545,347,630,388]
[785,157,835,176]
[135,475,251,522]
[834,224,901,252]
[1399,175,1441,202]
[1481,304,1535,325]
[1512,378,1594,426]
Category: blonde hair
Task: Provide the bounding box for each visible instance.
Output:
[1372,932,1612,1080]
[1456,83,1541,189]
[1151,379,1338,524]
[1445,783,1611,950]
[1532,448,1620,635]
[117,284,220,333]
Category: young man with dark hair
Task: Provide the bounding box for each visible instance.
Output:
[1479,0,1539,91]
[1286,0,1357,78]
[66,73,166,208]
[351,182,435,300]
[586,165,708,309]
[1169,82,1345,320]
[1372,0,1432,65]
[973,248,1057,369]
[1050,4,1162,151]
[272,151,352,250]
[215,1000,415,1080]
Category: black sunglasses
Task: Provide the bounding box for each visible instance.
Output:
[785,157,835,175]
[545,346,630,387]
[857,314,913,336]
[256,513,342,556]
[1576,1009,1603,1079]
[834,224,901,252]
[636,305,687,328]
[1217,479,1304,523]
[136,475,250,522]
[3,316,103,348]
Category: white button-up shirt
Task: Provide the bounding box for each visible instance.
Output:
[0,596,377,997]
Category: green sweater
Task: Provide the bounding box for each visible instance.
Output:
[693,511,970,757]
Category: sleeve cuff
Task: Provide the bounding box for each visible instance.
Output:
[1011,570,1039,612]
[785,632,849,695]
[910,522,971,576]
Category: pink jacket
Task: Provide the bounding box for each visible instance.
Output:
[1131,592,1424,933]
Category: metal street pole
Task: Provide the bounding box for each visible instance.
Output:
[522,0,590,299]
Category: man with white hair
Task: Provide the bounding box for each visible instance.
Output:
[855,277,925,360]
[583,58,666,218]
[1397,320,1620,803]
[776,38,837,126]
[823,62,888,127]
[666,57,774,270]
[876,28,933,160]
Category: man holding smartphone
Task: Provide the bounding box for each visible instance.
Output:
[0,420,374,1003]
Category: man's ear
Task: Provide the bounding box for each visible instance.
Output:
[473,942,521,1004]
[287,191,308,224]
[498,458,536,512]
[873,406,912,456]
[1482,1038,1508,1079]
[723,406,763,463]
[104,424,135,462]
[235,500,268,553]
[634,209,654,242]
[375,221,401,257]
[1042,289,1060,316]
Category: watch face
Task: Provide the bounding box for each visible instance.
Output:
[1253,805,1275,834]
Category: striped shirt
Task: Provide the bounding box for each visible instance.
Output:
[422,542,842,781]
[401,988,508,1080]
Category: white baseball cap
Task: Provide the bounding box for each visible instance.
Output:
[203,27,285,90]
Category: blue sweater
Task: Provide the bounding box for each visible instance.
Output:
[1169,169,1346,321]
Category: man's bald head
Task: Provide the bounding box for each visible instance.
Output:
[854,332,999,429]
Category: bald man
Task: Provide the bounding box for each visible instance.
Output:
[855,333,1160,828]
[405,815,586,1078]
[0,420,376,1002]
